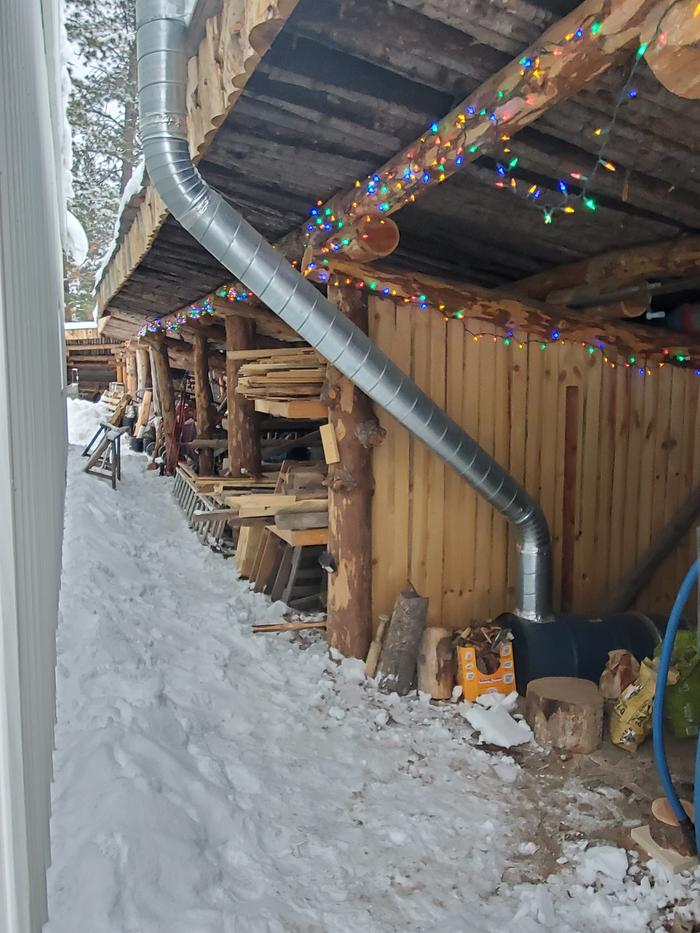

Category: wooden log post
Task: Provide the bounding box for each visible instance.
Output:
[148,347,161,414]
[510,235,700,302]
[192,333,216,476]
[640,0,700,100]
[136,345,151,391]
[149,335,178,473]
[125,349,138,399]
[323,285,385,659]
[224,314,261,476]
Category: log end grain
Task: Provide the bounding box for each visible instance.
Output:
[525,677,603,754]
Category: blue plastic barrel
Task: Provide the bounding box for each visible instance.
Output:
[497,612,661,693]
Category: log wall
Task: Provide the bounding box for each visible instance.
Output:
[370,296,700,628]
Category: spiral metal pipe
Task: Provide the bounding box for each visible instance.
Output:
[135,0,553,620]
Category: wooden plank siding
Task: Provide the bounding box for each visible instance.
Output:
[369,296,699,629]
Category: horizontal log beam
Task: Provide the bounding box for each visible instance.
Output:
[317,257,700,359]
[281,0,659,260]
[211,295,302,342]
[142,335,226,373]
[509,234,700,301]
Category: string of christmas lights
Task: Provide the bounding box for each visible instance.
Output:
[485,7,677,222]
[137,285,251,338]
[318,271,697,376]
[139,273,699,378]
[302,2,682,242]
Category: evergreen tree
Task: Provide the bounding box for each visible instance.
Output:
[65,0,139,321]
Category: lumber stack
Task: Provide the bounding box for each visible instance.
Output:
[232,347,327,420]
[175,461,329,611]
[236,462,329,611]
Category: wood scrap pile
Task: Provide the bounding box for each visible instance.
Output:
[180,462,329,612]
[452,623,512,674]
[231,347,327,419]
[100,382,126,413]
[233,463,329,609]
[108,392,132,428]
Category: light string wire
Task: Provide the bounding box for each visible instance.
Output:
[302,0,685,240]
[137,274,698,378]
[137,3,695,376]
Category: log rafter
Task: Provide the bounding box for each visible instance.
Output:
[509,234,700,301]
[96,0,301,315]
[314,257,700,359]
[280,0,663,261]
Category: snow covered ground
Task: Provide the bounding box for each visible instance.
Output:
[47,441,700,932]
[65,396,111,447]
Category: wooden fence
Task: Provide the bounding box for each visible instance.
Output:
[370,296,700,629]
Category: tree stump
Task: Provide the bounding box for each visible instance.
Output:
[525,677,603,754]
[376,586,428,695]
[649,797,696,857]
[417,627,455,700]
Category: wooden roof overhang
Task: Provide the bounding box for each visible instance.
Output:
[97,0,700,359]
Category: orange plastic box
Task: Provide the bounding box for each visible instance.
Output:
[455,642,516,701]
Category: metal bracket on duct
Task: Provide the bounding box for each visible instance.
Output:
[135,0,554,622]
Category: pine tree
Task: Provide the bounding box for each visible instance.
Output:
[65,0,139,321]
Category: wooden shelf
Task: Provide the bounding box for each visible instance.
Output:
[255,398,327,420]
[268,524,328,547]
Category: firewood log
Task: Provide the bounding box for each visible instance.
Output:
[525,677,603,754]
[417,627,455,700]
[376,586,428,695]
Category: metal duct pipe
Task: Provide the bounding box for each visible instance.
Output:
[135,0,553,621]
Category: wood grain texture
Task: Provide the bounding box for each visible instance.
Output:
[225,315,261,477]
[96,0,301,314]
[369,294,700,627]
[325,286,375,659]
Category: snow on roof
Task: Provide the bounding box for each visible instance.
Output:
[93,2,199,297]
[93,158,147,292]
[64,320,97,331]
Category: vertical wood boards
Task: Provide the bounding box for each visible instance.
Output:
[369,295,700,628]
[370,301,411,633]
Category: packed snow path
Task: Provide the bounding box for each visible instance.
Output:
[47,448,700,933]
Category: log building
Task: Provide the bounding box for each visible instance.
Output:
[97,0,700,657]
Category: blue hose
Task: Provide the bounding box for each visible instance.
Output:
[652,558,699,852]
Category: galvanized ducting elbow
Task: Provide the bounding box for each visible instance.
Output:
[135,0,553,621]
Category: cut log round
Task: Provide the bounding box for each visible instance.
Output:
[376,586,429,696]
[417,627,455,700]
[649,797,697,857]
[640,0,700,99]
[525,677,603,754]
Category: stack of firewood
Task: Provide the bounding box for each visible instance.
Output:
[452,623,512,674]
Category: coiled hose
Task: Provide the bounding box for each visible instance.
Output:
[652,558,699,854]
